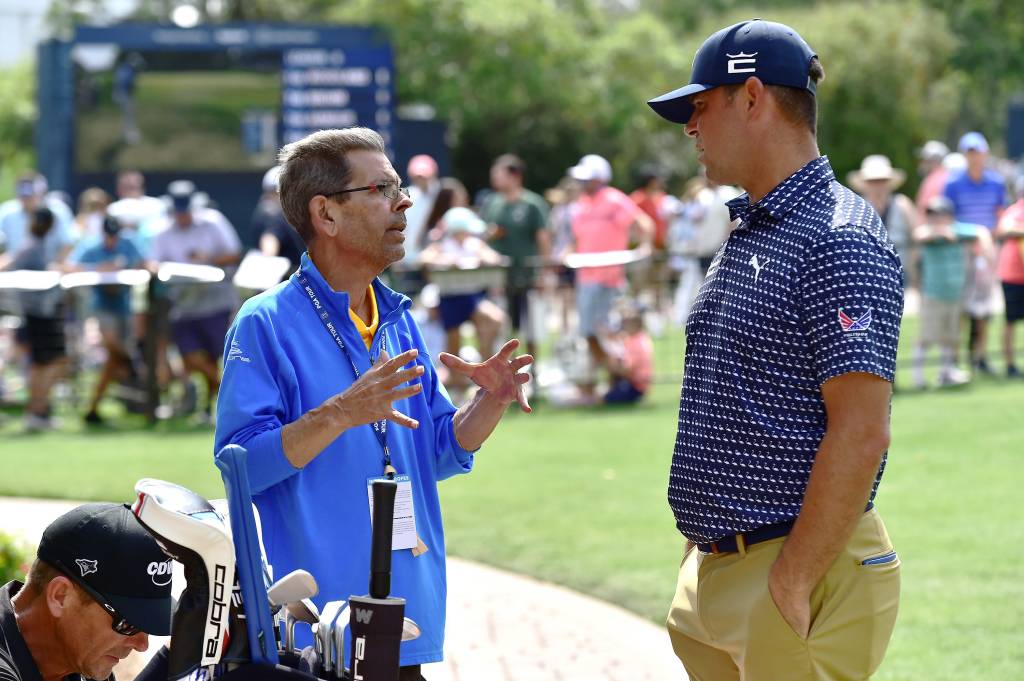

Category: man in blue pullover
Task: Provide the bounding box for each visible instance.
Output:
[215,127,532,680]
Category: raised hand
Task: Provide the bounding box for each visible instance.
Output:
[439,339,533,413]
[333,348,425,429]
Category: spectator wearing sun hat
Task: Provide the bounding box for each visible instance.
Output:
[849,154,918,286]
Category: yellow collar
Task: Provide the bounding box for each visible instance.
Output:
[348,285,378,350]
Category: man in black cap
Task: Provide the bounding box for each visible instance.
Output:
[649,19,903,680]
[0,503,172,681]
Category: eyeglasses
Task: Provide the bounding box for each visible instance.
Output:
[324,182,411,202]
[54,563,143,636]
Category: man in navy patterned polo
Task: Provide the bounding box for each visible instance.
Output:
[649,20,904,680]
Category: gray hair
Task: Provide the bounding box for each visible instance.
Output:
[277,127,386,243]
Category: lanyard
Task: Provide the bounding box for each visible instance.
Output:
[298,274,395,478]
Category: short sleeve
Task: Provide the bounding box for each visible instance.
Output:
[531,196,550,231]
[613,192,640,231]
[123,238,145,267]
[798,228,904,385]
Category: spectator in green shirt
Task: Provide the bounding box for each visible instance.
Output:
[912,196,974,388]
[481,154,551,359]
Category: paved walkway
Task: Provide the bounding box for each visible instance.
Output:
[0,497,684,680]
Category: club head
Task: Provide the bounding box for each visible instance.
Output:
[318,600,346,673]
[286,597,320,624]
[333,605,350,678]
[267,569,318,607]
[402,617,421,642]
[313,621,330,673]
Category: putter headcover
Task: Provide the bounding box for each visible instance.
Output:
[133,478,236,676]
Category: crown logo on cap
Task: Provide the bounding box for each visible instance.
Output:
[75,558,98,576]
[726,51,758,74]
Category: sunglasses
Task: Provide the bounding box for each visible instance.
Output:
[54,562,142,636]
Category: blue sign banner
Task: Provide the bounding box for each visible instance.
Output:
[74,24,389,51]
[281,47,395,156]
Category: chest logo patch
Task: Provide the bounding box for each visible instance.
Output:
[838,308,873,333]
[748,254,768,282]
[227,339,251,363]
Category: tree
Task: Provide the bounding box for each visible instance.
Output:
[649,2,962,191]
[325,0,694,193]
[0,62,37,202]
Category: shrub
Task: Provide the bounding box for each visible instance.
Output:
[0,532,32,584]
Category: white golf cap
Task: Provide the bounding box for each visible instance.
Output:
[569,154,612,183]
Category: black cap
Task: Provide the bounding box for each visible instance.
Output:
[32,207,54,228]
[37,503,173,636]
[648,19,818,124]
[102,215,122,236]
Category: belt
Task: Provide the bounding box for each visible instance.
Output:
[697,502,875,555]
[697,519,795,555]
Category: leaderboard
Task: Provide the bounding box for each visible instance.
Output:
[281,46,395,157]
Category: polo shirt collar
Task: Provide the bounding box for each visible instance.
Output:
[1,582,43,681]
[727,156,835,227]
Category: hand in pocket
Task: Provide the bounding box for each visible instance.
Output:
[768,566,812,639]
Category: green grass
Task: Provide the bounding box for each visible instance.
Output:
[1,319,1022,679]
[76,70,279,172]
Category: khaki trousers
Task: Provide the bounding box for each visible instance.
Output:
[667,510,900,681]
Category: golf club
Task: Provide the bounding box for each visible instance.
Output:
[267,569,318,607]
[284,597,320,653]
[332,605,349,679]
[317,599,346,674]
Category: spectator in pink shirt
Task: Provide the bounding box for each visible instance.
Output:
[566,154,653,401]
[915,140,950,219]
[603,308,654,404]
[995,175,1024,378]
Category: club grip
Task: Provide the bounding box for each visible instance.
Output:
[370,479,398,599]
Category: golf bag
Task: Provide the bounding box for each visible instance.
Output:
[130,445,411,681]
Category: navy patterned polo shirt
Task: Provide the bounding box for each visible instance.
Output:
[668,157,903,544]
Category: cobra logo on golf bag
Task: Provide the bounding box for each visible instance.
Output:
[205,564,228,657]
[354,607,374,624]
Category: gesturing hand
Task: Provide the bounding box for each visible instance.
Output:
[333,348,425,429]
[439,339,533,413]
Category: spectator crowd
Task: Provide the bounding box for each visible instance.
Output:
[1,129,1023,430]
